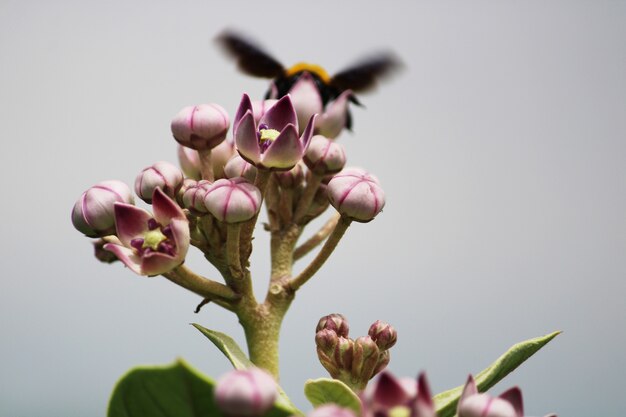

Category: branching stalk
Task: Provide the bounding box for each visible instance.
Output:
[293,213,341,261]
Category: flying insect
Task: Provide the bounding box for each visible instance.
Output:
[216,30,401,132]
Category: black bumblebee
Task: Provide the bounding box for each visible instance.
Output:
[216,30,401,130]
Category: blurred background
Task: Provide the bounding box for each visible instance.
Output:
[1,1,625,416]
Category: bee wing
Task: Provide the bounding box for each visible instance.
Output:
[216,30,285,78]
[330,52,402,92]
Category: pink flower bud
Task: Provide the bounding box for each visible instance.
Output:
[274,162,304,188]
[177,145,201,180]
[316,329,340,377]
[335,336,354,370]
[289,72,323,135]
[368,320,397,351]
[204,178,262,223]
[176,178,196,206]
[327,168,385,223]
[224,155,258,183]
[316,313,350,337]
[71,180,134,237]
[215,368,278,417]
[308,404,357,417]
[304,135,346,175]
[171,104,230,151]
[212,139,236,179]
[351,336,380,382]
[134,161,183,203]
[181,180,211,214]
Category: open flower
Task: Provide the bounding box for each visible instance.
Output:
[103,188,189,276]
[276,72,353,139]
[361,372,436,417]
[234,93,316,170]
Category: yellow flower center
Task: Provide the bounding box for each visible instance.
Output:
[143,229,168,251]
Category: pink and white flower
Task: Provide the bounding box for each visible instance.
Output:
[104,188,189,276]
[234,93,316,171]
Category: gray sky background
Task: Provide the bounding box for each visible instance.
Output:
[1,1,625,416]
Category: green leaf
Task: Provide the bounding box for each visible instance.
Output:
[107,359,293,417]
[433,331,561,417]
[304,378,362,414]
[192,323,254,370]
[192,323,302,415]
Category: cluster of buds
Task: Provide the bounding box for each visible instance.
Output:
[72,91,386,280]
[315,314,397,391]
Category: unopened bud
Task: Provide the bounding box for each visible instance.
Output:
[351,336,380,382]
[171,104,230,151]
[316,313,350,337]
[373,350,390,375]
[327,168,385,223]
[274,162,304,188]
[224,154,257,183]
[215,368,277,417]
[316,329,340,378]
[458,394,518,417]
[204,178,262,223]
[368,320,397,351]
[134,161,183,203]
[71,180,134,237]
[304,135,346,175]
[334,337,354,371]
[177,145,201,180]
[212,139,236,179]
[182,180,211,214]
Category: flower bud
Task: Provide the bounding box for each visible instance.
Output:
[215,368,278,417]
[171,104,230,151]
[212,139,236,179]
[304,135,346,175]
[327,168,385,223]
[308,404,357,417]
[289,72,323,135]
[316,313,350,337]
[316,328,340,356]
[373,350,390,375]
[274,162,304,189]
[176,178,196,206]
[71,180,134,237]
[134,161,183,203]
[204,178,262,223]
[316,329,340,377]
[177,145,201,180]
[181,180,211,214]
[224,154,257,183]
[368,320,397,351]
[93,238,119,263]
[351,336,380,382]
[334,337,354,370]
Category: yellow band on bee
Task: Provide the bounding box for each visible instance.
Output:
[285,63,331,84]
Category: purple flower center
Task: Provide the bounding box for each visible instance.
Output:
[130,220,176,257]
[257,124,280,153]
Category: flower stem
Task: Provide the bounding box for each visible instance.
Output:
[293,174,322,223]
[163,265,238,301]
[293,213,341,261]
[197,148,214,182]
[239,170,271,264]
[289,215,352,291]
[226,223,243,278]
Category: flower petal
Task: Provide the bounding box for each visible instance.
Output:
[113,203,151,246]
[372,372,411,408]
[235,111,261,165]
[457,375,479,414]
[140,251,181,276]
[289,72,323,134]
[317,90,353,139]
[103,243,143,275]
[499,387,524,417]
[300,114,317,152]
[234,93,253,130]
[152,187,185,224]
[260,94,297,132]
[169,218,190,259]
[261,124,302,170]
